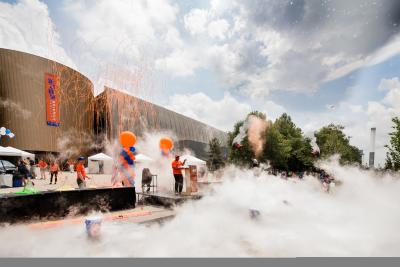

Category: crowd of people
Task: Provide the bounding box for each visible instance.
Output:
[15,157,91,189]
[250,158,336,193]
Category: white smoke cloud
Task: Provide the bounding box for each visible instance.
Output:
[232,115,269,157]
[1,159,399,257]
[0,98,32,119]
[247,115,268,157]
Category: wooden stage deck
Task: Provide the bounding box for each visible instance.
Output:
[136,191,202,207]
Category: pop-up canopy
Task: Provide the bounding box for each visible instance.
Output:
[180,154,206,165]
[0,146,20,156]
[88,153,113,161]
[2,146,35,158]
[135,153,153,163]
[88,153,113,174]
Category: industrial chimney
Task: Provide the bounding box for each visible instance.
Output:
[369,127,376,168]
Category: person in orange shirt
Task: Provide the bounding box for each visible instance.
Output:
[76,157,90,189]
[38,159,48,180]
[49,160,59,185]
[171,155,186,195]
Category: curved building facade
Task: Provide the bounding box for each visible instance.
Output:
[0,48,94,153]
[95,88,227,159]
[0,49,227,159]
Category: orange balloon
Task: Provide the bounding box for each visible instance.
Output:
[159,137,173,150]
[120,131,136,147]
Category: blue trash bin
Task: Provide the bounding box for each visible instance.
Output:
[12,174,24,187]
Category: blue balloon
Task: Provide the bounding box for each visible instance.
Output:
[5,129,11,135]
[130,146,136,153]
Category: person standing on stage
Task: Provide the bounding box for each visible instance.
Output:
[171,155,186,195]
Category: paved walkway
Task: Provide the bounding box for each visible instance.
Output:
[0,171,222,195]
[0,171,113,194]
[27,205,176,230]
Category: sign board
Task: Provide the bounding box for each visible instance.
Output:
[45,73,60,126]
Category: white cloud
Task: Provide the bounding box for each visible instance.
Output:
[60,0,185,92]
[326,36,400,82]
[0,0,75,68]
[164,1,400,98]
[155,49,200,76]
[63,0,178,60]
[166,92,285,131]
[208,19,230,40]
[378,77,400,91]
[53,0,400,100]
[183,9,209,35]
[166,92,251,131]
[298,77,400,166]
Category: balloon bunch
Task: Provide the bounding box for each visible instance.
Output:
[0,127,15,139]
[117,131,137,187]
[159,137,173,157]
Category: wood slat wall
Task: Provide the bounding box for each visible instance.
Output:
[0,48,94,153]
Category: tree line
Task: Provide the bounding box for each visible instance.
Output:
[208,111,363,172]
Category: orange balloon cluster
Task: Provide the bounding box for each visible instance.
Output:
[119,131,136,147]
[159,137,173,151]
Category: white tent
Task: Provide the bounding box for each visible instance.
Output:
[3,146,34,158]
[135,153,153,163]
[180,154,208,185]
[88,153,113,174]
[89,153,112,161]
[181,154,206,166]
[0,146,20,156]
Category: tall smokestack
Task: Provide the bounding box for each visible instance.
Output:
[369,127,376,168]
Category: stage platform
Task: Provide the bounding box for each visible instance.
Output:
[137,191,202,207]
[0,187,136,224]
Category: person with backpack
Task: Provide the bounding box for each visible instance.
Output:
[17,160,33,187]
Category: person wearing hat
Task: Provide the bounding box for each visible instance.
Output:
[76,157,90,189]
[171,155,186,195]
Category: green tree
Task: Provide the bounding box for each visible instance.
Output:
[207,137,225,171]
[385,152,394,170]
[248,110,267,120]
[315,124,362,165]
[227,111,267,166]
[385,117,400,171]
[227,120,255,166]
[263,113,313,171]
[262,125,291,169]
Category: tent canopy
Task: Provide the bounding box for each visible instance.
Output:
[88,153,113,161]
[135,153,153,163]
[180,154,206,165]
[1,146,35,158]
[0,146,20,156]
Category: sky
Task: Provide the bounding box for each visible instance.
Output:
[1,0,400,166]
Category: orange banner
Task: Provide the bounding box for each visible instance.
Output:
[45,73,60,126]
